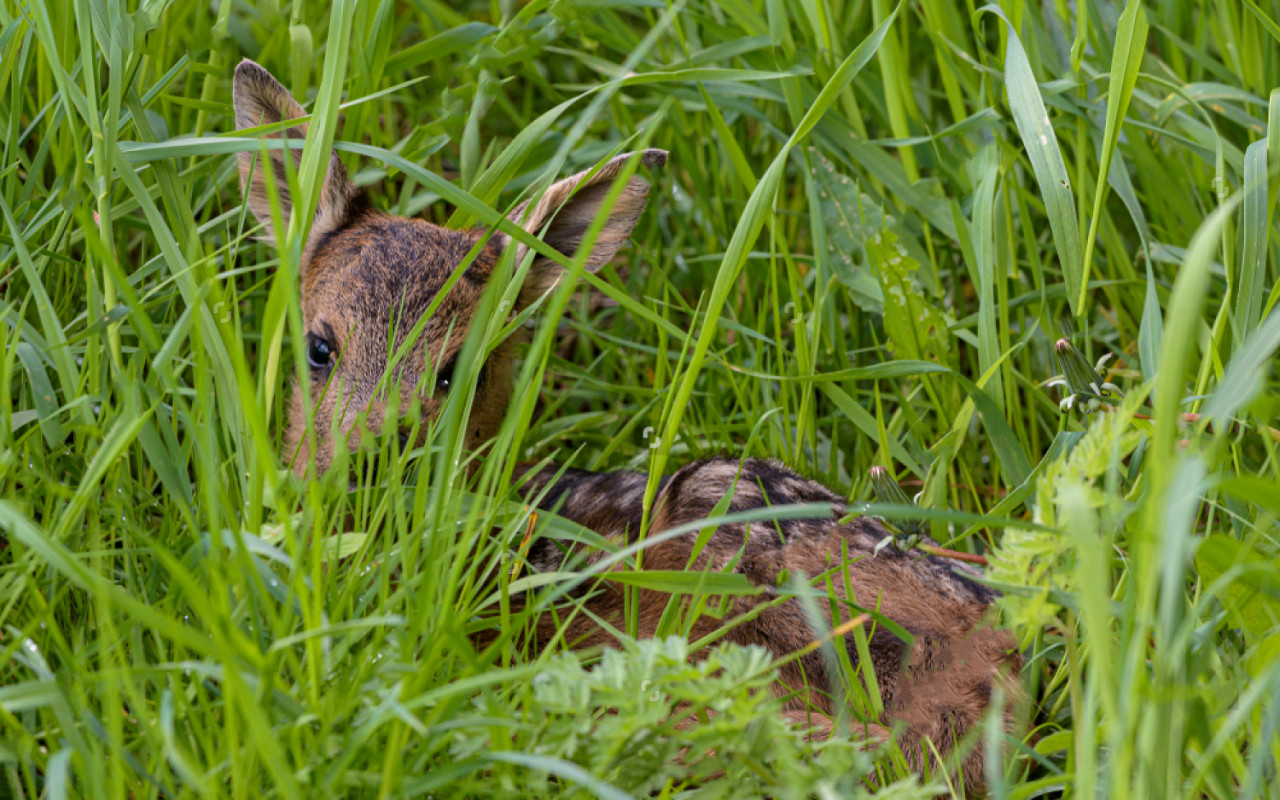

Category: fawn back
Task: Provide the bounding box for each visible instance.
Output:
[234,60,1021,794]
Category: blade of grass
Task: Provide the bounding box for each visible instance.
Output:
[979,4,1084,316]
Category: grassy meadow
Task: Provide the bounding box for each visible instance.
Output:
[3,0,1280,796]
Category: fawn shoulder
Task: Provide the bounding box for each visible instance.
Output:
[234,59,1021,795]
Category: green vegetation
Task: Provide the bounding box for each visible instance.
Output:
[3,0,1280,796]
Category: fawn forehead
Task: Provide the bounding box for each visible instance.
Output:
[301,213,495,350]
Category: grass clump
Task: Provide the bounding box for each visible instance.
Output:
[4,0,1280,798]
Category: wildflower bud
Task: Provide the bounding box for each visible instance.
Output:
[868,466,927,547]
[869,466,913,506]
[1050,338,1121,413]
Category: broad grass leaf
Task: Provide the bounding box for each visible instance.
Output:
[385,22,497,75]
[1079,0,1147,311]
[15,342,63,447]
[812,154,884,312]
[320,532,369,562]
[1196,534,1280,643]
[289,24,313,99]
[1234,138,1270,339]
[978,4,1083,315]
[1219,476,1280,518]
[964,143,1001,403]
[1203,307,1280,425]
[840,138,959,241]
[868,229,950,364]
[9,409,38,431]
[1102,140,1164,383]
[821,382,925,477]
[1139,267,1165,386]
[1244,0,1280,45]
[0,679,61,713]
[43,750,72,800]
[1152,197,1241,462]
[603,569,763,597]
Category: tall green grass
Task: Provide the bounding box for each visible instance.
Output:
[3,0,1280,797]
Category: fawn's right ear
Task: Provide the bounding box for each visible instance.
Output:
[233,59,362,246]
[503,149,667,308]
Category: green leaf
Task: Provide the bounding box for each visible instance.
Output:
[1203,307,1280,425]
[811,154,884,312]
[652,0,905,488]
[979,4,1083,315]
[384,22,498,74]
[15,342,63,447]
[1152,197,1241,462]
[603,569,763,596]
[820,382,924,478]
[868,229,950,364]
[1234,135,1270,340]
[1196,535,1280,640]
[1078,0,1148,312]
[320,533,370,562]
[964,143,1002,403]
[1219,476,1280,518]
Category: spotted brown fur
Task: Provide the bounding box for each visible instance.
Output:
[234,59,1022,795]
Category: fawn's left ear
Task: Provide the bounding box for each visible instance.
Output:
[503,149,666,306]
[233,59,362,247]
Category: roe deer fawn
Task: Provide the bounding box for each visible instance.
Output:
[234,59,1022,794]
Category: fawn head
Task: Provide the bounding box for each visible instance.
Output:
[232,60,665,476]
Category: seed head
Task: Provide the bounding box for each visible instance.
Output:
[1051,338,1121,414]
[868,466,928,550]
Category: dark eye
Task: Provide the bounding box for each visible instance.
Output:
[435,354,457,393]
[307,335,333,371]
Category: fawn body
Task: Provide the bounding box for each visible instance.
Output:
[234,60,1021,794]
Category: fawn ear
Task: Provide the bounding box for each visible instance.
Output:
[504,149,666,304]
[233,59,361,246]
